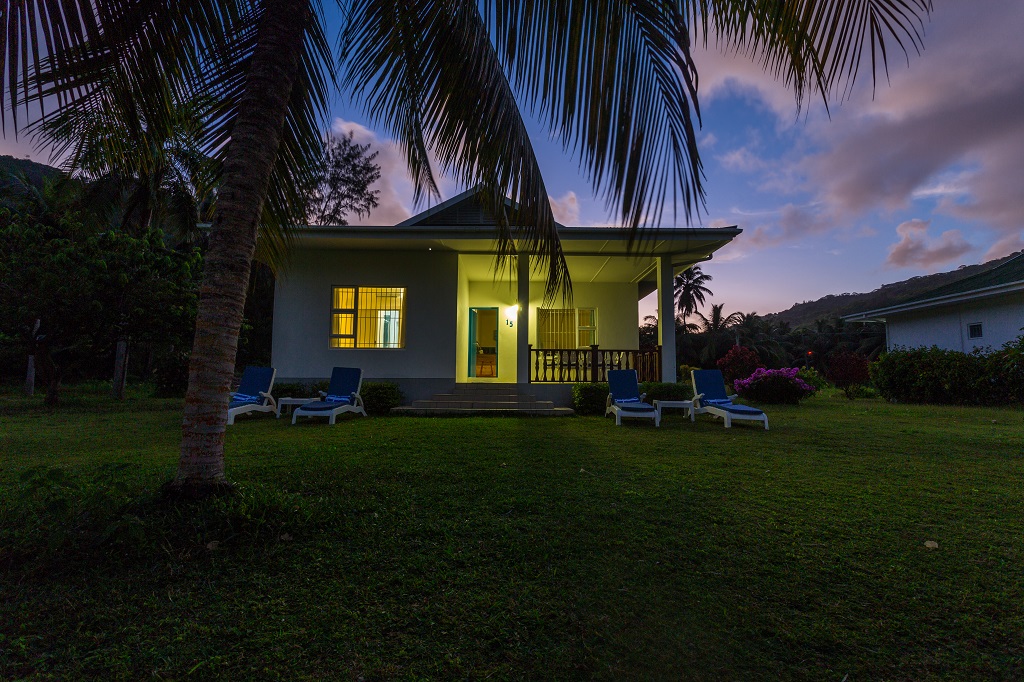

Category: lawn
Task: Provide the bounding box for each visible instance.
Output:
[1,384,1023,680]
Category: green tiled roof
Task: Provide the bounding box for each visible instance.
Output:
[904,253,1024,303]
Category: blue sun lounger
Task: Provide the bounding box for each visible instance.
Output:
[605,369,660,427]
[227,366,277,425]
[691,369,769,430]
[292,367,367,424]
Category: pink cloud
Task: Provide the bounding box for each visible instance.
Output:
[549,191,580,225]
[694,2,1024,262]
[885,219,973,269]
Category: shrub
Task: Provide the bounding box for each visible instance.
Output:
[825,350,871,399]
[734,368,816,405]
[870,344,1019,406]
[797,367,830,391]
[717,346,765,388]
[360,382,405,415]
[572,382,609,415]
[152,350,190,398]
[640,381,692,402]
[679,364,701,383]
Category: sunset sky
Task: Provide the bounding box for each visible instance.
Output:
[4,1,1021,317]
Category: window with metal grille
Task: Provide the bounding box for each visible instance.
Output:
[330,286,406,348]
[968,322,983,339]
[537,307,598,348]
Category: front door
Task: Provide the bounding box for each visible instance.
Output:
[468,307,498,378]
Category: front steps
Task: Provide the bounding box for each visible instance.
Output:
[391,383,574,416]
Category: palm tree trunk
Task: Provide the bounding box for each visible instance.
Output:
[171,0,311,496]
[111,335,129,400]
[24,354,35,397]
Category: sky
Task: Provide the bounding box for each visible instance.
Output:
[4,1,1022,318]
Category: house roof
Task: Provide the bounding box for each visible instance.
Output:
[292,188,741,284]
[844,253,1024,321]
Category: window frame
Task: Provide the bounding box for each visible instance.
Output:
[968,322,983,339]
[330,285,407,350]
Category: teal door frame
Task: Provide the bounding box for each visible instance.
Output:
[468,307,499,378]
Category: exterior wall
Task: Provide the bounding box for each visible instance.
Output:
[272,248,458,382]
[526,281,640,350]
[886,293,1024,352]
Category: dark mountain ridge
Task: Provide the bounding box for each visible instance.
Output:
[768,251,1023,328]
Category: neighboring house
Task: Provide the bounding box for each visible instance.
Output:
[272,188,740,404]
[844,254,1024,352]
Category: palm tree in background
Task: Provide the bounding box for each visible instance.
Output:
[674,265,713,329]
[1,0,933,496]
[694,303,743,365]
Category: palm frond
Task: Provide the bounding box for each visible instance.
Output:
[341,0,571,303]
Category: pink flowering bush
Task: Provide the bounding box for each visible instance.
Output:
[734,367,816,405]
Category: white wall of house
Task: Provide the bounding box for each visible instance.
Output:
[272,248,458,381]
[886,293,1024,351]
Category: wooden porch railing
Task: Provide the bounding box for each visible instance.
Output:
[528,344,661,383]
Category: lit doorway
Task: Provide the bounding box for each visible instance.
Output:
[468,307,498,378]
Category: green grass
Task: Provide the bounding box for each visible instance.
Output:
[2,384,1023,680]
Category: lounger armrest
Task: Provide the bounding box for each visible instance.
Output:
[259,391,276,408]
[692,392,705,408]
[639,392,647,402]
[318,390,327,398]
[728,393,738,400]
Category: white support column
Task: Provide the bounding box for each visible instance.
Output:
[657,256,676,383]
[517,253,531,384]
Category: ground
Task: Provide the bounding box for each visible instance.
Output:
[1,384,1022,680]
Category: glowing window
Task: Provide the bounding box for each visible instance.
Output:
[537,307,598,349]
[330,286,406,349]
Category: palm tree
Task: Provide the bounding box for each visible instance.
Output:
[674,265,713,328]
[2,1,934,496]
[694,303,743,365]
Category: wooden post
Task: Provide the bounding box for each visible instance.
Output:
[590,344,599,383]
[527,344,533,383]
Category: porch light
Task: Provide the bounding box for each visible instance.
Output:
[504,305,519,327]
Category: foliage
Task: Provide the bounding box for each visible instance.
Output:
[796,367,831,391]
[304,131,381,225]
[734,368,816,405]
[640,381,693,402]
[674,265,712,323]
[825,350,872,399]
[572,382,610,416]
[693,304,743,365]
[871,339,1024,406]
[716,345,765,388]
[152,350,191,398]
[678,364,701,384]
[0,184,200,404]
[41,93,216,247]
[360,382,405,416]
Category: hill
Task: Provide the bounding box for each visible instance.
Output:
[769,251,1023,328]
[0,154,63,188]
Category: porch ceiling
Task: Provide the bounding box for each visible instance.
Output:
[292,224,739,284]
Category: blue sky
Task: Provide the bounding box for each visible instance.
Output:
[5,1,1022,317]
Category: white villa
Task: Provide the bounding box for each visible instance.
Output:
[271,188,740,405]
[844,253,1024,352]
